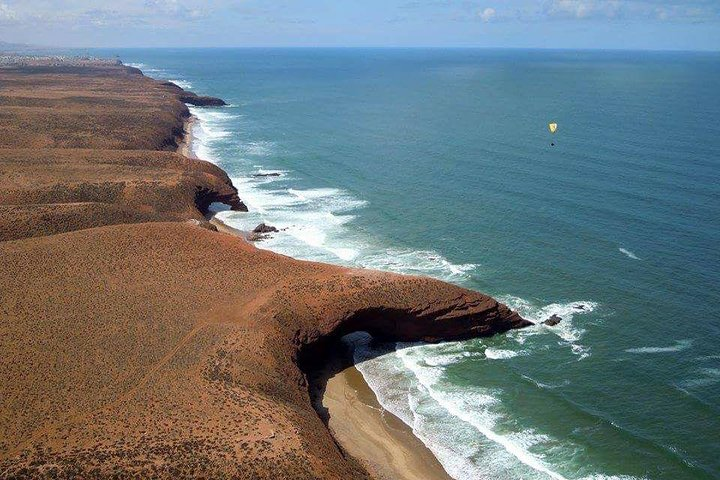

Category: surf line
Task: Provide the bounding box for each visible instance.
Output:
[397,347,571,480]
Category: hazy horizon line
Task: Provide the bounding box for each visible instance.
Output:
[6,43,718,54]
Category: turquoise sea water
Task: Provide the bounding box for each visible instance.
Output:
[101,48,720,479]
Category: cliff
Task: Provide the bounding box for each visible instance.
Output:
[0,63,246,241]
[0,61,529,479]
[161,80,227,106]
[0,149,246,241]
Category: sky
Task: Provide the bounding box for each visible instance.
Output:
[0,0,719,51]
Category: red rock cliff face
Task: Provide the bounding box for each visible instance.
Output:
[0,63,247,241]
[0,61,530,479]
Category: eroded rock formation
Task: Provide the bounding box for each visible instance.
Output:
[0,222,529,479]
[0,149,246,241]
[0,63,246,241]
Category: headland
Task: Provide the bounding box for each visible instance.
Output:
[0,58,529,478]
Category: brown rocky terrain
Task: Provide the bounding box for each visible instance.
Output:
[0,63,245,241]
[0,62,202,151]
[0,148,245,241]
[0,61,530,479]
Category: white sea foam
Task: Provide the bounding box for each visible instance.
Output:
[699,368,720,377]
[352,336,501,480]
[396,344,571,480]
[188,106,239,161]
[350,333,645,480]
[169,79,193,90]
[189,104,480,282]
[126,64,197,95]
[618,247,641,260]
[359,248,477,280]
[580,476,648,480]
[215,181,475,282]
[625,339,693,354]
[677,367,720,389]
[254,168,288,177]
[135,66,168,76]
[125,63,172,78]
[424,351,481,367]
[484,347,520,359]
[502,297,598,359]
[696,355,720,361]
[216,181,364,264]
[521,374,570,390]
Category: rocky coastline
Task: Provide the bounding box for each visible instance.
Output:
[0,60,530,478]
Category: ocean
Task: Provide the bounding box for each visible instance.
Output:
[100,48,720,479]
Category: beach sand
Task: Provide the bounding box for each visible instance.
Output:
[178,115,197,159]
[309,341,453,480]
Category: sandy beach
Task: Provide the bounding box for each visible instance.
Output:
[177,115,196,159]
[309,340,453,480]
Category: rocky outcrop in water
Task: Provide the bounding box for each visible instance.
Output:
[544,314,562,326]
[253,223,279,233]
[247,223,280,241]
[160,80,227,107]
[253,172,282,177]
[179,92,227,107]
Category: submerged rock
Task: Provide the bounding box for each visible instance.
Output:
[544,314,562,326]
[253,172,281,177]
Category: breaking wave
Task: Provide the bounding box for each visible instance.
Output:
[169,78,193,90]
[485,347,520,359]
[189,103,479,283]
[501,297,598,360]
[619,248,641,260]
[348,333,644,480]
[625,339,693,354]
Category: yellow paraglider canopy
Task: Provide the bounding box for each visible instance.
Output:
[548,122,558,134]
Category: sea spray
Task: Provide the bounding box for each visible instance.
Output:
[169,79,193,90]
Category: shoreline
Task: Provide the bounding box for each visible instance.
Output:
[179,111,454,480]
[1,58,532,478]
[308,340,453,480]
[179,114,254,239]
[177,115,196,159]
